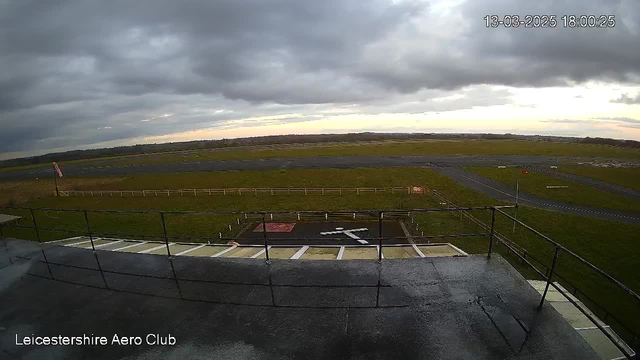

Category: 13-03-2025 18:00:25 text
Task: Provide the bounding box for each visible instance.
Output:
[484,15,616,28]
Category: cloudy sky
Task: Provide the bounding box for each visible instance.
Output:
[1,0,639,159]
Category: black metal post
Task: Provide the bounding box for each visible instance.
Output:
[378,211,383,261]
[1,223,11,265]
[538,246,561,309]
[487,208,496,258]
[160,212,183,298]
[31,208,53,279]
[53,166,59,197]
[262,215,270,262]
[160,212,171,256]
[84,210,108,288]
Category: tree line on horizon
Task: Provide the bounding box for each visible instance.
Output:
[1,133,638,169]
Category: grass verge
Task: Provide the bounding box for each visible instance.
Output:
[466,166,640,212]
[558,166,640,191]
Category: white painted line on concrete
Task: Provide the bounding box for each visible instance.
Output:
[251,247,270,258]
[112,241,147,251]
[94,239,122,248]
[447,243,469,256]
[575,326,610,331]
[175,244,206,256]
[290,246,309,259]
[337,246,345,260]
[412,244,426,258]
[67,240,92,247]
[46,236,83,244]
[211,245,237,258]
[138,243,172,254]
[378,246,384,259]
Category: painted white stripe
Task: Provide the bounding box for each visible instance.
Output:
[67,240,91,247]
[575,326,610,331]
[94,239,122,248]
[378,246,384,259]
[337,246,345,260]
[175,244,206,256]
[112,241,147,251]
[46,236,83,244]
[412,244,426,258]
[290,246,309,259]
[447,243,469,256]
[211,245,237,258]
[251,247,269,258]
[138,243,171,254]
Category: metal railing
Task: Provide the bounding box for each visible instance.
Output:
[0,204,637,357]
[488,207,638,359]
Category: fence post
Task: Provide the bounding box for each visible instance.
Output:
[378,211,383,261]
[538,246,561,309]
[160,212,172,257]
[488,207,496,258]
[262,215,270,262]
[30,208,54,279]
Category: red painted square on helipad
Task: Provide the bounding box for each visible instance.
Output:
[253,223,296,232]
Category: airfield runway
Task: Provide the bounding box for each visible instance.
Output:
[3,155,638,180]
[2,155,639,224]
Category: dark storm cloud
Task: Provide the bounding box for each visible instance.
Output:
[1,0,639,155]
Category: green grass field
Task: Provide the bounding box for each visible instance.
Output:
[558,166,640,191]
[466,166,640,212]
[1,166,639,342]
[95,139,640,167]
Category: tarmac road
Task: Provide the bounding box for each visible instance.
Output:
[431,166,640,225]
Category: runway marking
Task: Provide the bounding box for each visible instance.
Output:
[94,239,122,248]
[112,241,147,251]
[175,244,207,256]
[211,245,237,258]
[290,246,309,259]
[337,246,345,260]
[138,243,172,254]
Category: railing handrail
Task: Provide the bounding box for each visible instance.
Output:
[0,205,514,216]
[493,207,640,304]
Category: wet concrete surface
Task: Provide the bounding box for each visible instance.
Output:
[0,238,600,359]
[432,166,640,225]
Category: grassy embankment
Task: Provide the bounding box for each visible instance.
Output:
[1,167,639,340]
[466,166,640,213]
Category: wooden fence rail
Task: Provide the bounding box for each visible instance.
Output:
[57,186,430,197]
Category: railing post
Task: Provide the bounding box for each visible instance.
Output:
[538,246,561,309]
[378,211,383,261]
[262,215,270,262]
[30,208,53,279]
[84,210,108,288]
[160,212,171,256]
[487,207,496,258]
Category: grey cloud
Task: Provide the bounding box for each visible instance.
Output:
[543,117,640,129]
[1,0,640,154]
[611,93,640,104]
